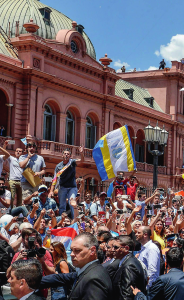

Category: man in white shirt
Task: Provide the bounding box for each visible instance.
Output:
[8,259,44,300]
[1,141,23,207]
[19,142,46,200]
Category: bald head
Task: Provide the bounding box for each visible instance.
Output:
[135,226,151,245]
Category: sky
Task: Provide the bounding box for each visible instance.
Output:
[42,0,184,72]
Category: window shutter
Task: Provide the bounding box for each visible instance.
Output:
[51,115,56,141]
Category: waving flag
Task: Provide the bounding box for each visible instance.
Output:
[93,125,136,181]
[51,223,79,263]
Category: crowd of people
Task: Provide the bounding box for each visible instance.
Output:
[0,140,184,300]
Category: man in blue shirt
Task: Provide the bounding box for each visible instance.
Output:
[135,226,160,289]
[49,147,84,219]
[25,184,58,219]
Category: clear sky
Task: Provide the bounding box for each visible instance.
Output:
[42,0,184,72]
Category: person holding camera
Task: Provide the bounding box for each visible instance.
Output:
[8,228,55,277]
[149,210,166,250]
[19,142,46,200]
[126,175,140,201]
[113,171,127,196]
[24,185,58,219]
[90,192,107,222]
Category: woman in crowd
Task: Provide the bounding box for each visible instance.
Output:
[50,242,70,300]
[150,214,165,250]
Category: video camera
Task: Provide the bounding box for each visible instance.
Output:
[117,175,124,180]
[25,237,46,258]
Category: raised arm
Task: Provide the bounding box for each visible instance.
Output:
[75,146,84,165]
[0,146,10,160]
[126,206,142,235]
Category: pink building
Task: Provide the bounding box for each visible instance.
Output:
[0,0,180,192]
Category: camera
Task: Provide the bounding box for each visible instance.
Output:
[116,209,124,214]
[117,175,123,180]
[33,198,39,204]
[158,188,164,195]
[115,185,123,189]
[146,204,152,210]
[78,203,84,207]
[25,237,46,258]
[146,214,152,218]
[153,204,161,209]
[161,212,165,218]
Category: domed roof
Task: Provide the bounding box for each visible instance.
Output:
[0,0,96,59]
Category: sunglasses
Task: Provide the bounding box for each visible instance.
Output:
[112,245,120,250]
[27,143,36,148]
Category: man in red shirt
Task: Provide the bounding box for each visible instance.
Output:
[126,175,139,201]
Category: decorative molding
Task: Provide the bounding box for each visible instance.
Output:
[33,58,41,69]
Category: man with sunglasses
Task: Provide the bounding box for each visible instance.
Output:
[106,236,146,300]
[19,142,46,200]
[0,141,23,208]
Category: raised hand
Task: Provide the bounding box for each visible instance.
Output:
[133,205,142,213]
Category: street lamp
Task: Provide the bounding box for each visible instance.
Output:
[144,121,169,190]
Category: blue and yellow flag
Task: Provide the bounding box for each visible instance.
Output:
[92,125,136,181]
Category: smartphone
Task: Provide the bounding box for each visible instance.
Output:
[177,210,181,215]
[78,203,84,207]
[81,222,85,230]
[153,204,161,209]
[8,140,15,144]
[17,217,24,222]
[165,217,172,226]
[116,209,124,214]
[76,193,80,197]
[175,195,181,200]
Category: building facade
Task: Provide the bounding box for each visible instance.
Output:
[0,0,181,193]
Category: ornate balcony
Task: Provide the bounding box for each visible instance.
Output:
[37,140,93,163]
[136,162,166,175]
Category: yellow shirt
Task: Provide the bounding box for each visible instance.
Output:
[152,230,165,250]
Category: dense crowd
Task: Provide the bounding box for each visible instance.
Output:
[0,140,184,300]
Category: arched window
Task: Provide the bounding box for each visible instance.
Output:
[86,116,96,149]
[43,104,56,141]
[66,110,74,145]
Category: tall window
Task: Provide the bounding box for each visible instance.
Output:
[43,104,56,141]
[66,110,74,145]
[86,116,96,149]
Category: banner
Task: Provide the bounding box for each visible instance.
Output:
[93,125,136,181]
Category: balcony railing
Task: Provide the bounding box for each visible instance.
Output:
[37,140,167,173]
[136,162,166,175]
[37,140,93,162]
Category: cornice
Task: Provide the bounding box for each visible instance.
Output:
[11,35,118,83]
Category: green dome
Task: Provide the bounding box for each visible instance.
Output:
[0,0,96,59]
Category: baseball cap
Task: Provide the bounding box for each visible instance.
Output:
[100,192,107,197]
[38,185,48,192]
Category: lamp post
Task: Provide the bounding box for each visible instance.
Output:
[144,121,169,190]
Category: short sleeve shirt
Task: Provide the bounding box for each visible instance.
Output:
[90,201,106,216]
[0,155,4,176]
[126,183,138,200]
[7,156,23,180]
[55,159,77,188]
[19,154,46,183]
[31,197,58,219]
